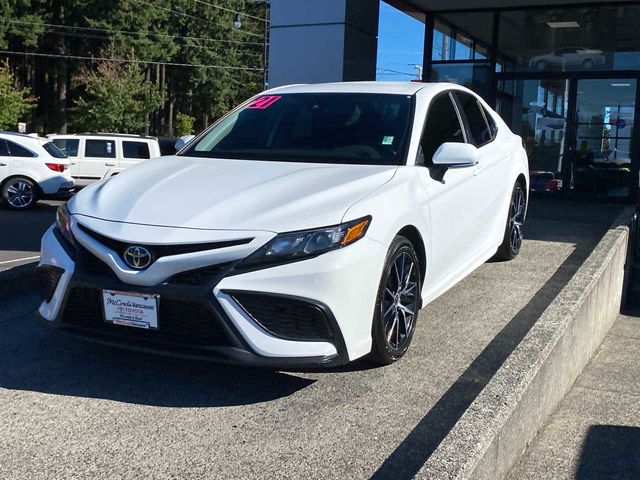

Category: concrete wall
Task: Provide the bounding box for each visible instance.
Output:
[419,207,634,479]
[268,0,380,87]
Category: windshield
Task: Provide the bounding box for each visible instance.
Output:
[182,93,414,165]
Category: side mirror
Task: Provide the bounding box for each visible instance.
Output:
[432,142,479,168]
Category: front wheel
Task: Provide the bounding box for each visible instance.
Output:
[2,177,38,210]
[493,182,525,261]
[370,236,421,365]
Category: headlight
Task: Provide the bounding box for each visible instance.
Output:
[55,203,75,245]
[238,216,371,269]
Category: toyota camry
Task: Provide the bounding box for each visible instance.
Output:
[37,82,528,367]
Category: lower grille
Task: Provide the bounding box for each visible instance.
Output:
[231,292,334,342]
[61,287,231,347]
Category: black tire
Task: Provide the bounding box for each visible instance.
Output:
[493,182,525,261]
[1,177,39,210]
[370,236,421,365]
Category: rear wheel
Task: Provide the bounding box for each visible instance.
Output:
[493,182,525,261]
[2,177,38,210]
[370,236,421,365]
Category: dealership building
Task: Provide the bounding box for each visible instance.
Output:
[268,0,640,202]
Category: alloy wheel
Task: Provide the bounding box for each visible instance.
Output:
[6,180,34,208]
[381,251,419,351]
[509,186,525,253]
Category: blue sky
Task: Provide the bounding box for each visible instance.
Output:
[376,2,425,81]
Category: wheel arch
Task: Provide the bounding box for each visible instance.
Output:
[396,225,427,292]
[1,174,42,194]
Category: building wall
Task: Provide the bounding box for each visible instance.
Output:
[268,0,380,87]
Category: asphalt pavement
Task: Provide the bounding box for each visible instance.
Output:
[0,200,62,271]
[0,198,625,479]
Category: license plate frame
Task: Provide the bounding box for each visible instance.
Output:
[101,289,160,330]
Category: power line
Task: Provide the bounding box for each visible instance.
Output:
[0,50,263,71]
[130,0,264,39]
[5,19,267,47]
[9,27,265,56]
[192,0,268,23]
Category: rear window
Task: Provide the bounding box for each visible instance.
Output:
[7,140,35,157]
[52,138,79,156]
[85,139,116,158]
[43,142,67,159]
[455,92,492,147]
[123,141,150,159]
[0,140,8,156]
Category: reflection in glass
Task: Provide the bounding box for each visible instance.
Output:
[498,6,640,73]
[573,79,636,198]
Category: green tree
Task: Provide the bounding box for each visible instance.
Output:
[0,60,36,129]
[72,55,165,133]
[174,112,195,136]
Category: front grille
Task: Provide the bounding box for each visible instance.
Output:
[61,287,231,347]
[77,245,117,277]
[37,265,64,302]
[231,292,334,342]
[77,224,253,266]
[166,264,230,286]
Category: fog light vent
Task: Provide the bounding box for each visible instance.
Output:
[37,265,64,302]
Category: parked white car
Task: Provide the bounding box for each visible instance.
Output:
[47,133,161,187]
[38,82,528,367]
[529,47,606,70]
[0,132,74,210]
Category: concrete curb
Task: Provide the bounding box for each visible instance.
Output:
[0,261,39,301]
[419,207,635,480]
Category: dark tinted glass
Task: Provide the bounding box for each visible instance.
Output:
[7,140,35,157]
[184,93,414,165]
[455,92,491,146]
[85,139,116,158]
[483,107,498,138]
[122,141,150,159]
[43,142,67,159]
[52,138,79,156]
[0,140,8,156]
[421,93,465,163]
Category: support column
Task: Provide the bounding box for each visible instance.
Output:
[268,0,380,88]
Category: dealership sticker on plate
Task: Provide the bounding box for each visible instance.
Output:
[382,135,394,145]
[102,290,159,330]
[247,95,282,110]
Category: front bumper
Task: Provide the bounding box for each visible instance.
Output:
[38,222,386,368]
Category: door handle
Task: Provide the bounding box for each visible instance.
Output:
[105,163,116,166]
[0,162,7,167]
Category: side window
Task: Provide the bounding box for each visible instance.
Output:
[122,141,150,159]
[6,140,36,157]
[52,138,79,156]
[0,140,9,156]
[421,93,465,164]
[85,139,116,158]
[455,92,492,147]
[483,106,498,139]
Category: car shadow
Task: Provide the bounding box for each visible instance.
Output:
[576,425,640,479]
[0,297,315,408]
[0,201,59,253]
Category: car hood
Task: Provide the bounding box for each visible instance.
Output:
[69,156,397,232]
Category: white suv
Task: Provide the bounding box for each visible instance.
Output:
[0,132,74,210]
[48,134,162,186]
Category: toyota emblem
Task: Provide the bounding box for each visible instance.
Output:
[123,246,152,270]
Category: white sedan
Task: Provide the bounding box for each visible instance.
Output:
[37,82,528,367]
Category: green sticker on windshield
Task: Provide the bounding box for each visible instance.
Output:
[382,135,394,145]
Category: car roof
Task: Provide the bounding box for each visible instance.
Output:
[265,81,468,96]
[48,133,158,141]
[0,131,44,145]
